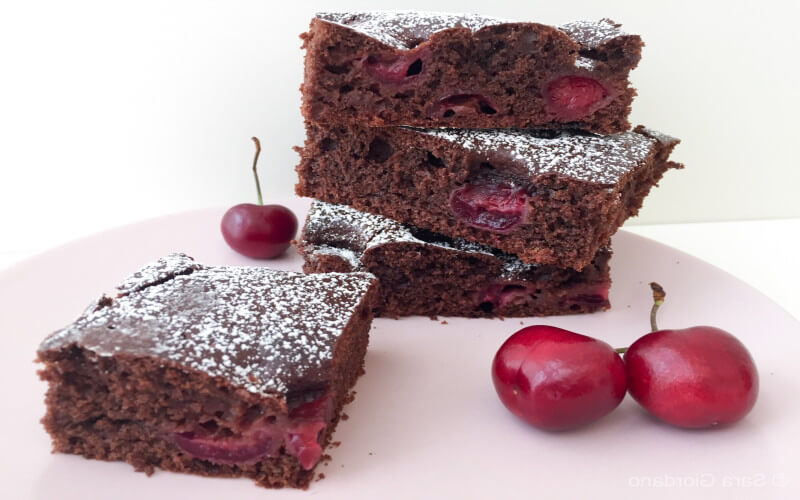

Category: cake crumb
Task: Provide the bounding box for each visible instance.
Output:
[316,473,326,481]
[331,441,341,448]
[369,452,374,456]
[342,413,349,421]
[441,320,448,325]
[519,321,524,325]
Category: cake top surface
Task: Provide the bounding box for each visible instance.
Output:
[411,127,677,185]
[303,201,536,279]
[558,19,628,49]
[39,254,376,397]
[315,11,629,50]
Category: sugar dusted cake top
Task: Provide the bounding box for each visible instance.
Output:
[413,127,678,185]
[39,254,377,396]
[315,11,630,51]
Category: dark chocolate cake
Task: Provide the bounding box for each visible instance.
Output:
[37,254,378,488]
[301,12,642,132]
[296,124,681,270]
[298,201,611,317]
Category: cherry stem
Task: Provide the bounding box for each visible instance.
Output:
[251,137,263,206]
[649,282,666,332]
[614,282,667,355]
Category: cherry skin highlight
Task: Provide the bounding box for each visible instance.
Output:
[492,325,627,431]
[221,204,297,259]
[623,284,758,428]
[221,137,298,259]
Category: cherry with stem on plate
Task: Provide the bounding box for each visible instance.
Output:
[221,137,298,259]
[492,325,627,431]
[621,283,759,429]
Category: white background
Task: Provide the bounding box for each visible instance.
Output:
[1,0,799,255]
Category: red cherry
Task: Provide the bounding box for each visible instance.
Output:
[623,283,759,428]
[170,392,332,469]
[544,76,609,120]
[434,93,497,118]
[171,429,280,464]
[450,181,528,233]
[492,325,627,431]
[285,421,327,470]
[221,203,297,259]
[363,49,427,84]
[284,393,332,470]
[221,137,298,259]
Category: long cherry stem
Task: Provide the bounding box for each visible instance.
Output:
[251,137,263,206]
[649,282,665,332]
[615,282,666,355]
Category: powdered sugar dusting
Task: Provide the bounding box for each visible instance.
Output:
[413,128,660,185]
[316,11,506,49]
[637,126,679,146]
[559,18,629,49]
[116,253,202,295]
[40,255,377,397]
[316,12,632,52]
[311,246,364,271]
[303,201,537,279]
[574,56,597,71]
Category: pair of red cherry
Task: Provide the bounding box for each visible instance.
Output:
[492,283,759,431]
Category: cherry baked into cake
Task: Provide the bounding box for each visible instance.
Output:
[298,201,612,318]
[37,254,378,489]
[296,124,681,270]
[301,12,642,133]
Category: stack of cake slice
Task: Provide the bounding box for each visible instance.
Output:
[35,11,685,493]
[295,11,682,318]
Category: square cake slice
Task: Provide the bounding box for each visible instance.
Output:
[37,254,378,489]
[301,12,642,133]
[298,201,611,318]
[296,124,681,270]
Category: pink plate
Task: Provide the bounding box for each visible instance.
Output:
[2,198,798,499]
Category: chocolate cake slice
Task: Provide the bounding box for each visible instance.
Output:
[298,201,611,318]
[301,12,642,133]
[296,124,681,270]
[37,254,378,489]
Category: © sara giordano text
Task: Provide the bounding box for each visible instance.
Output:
[627,472,789,489]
